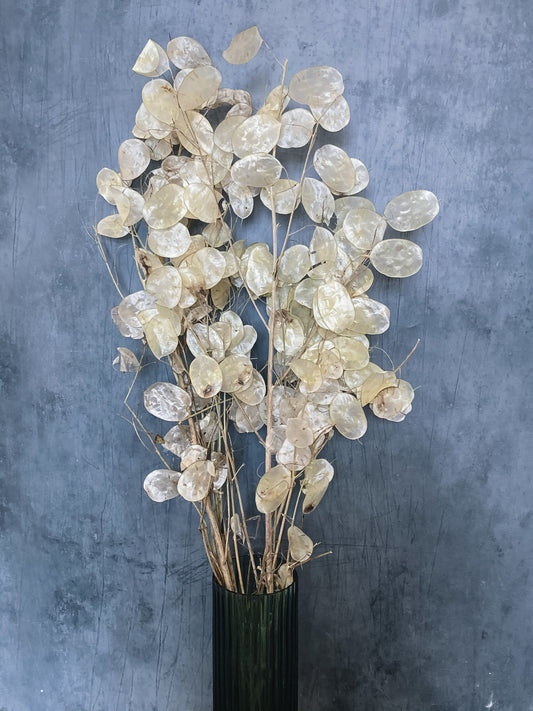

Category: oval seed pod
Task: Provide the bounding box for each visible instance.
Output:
[219,354,254,393]
[231,153,283,188]
[142,79,180,124]
[370,239,423,278]
[144,382,191,421]
[310,95,350,132]
[255,464,291,513]
[302,458,334,514]
[330,392,367,439]
[313,144,357,193]
[143,469,181,502]
[139,305,181,359]
[148,223,191,258]
[287,526,313,562]
[313,280,354,333]
[260,179,300,215]
[176,65,222,111]
[370,379,415,422]
[189,354,223,398]
[143,183,187,229]
[232,114,281,158]
[343,208,386,252]
[167,36,212,69]
[118,138,151,180]
[222,26,263,64]
[288,66,344,106]
[145,265,182,308]
[97,214,129,239]
[178,460,214,501]
[278,108,316,148]
[383,190,439,231]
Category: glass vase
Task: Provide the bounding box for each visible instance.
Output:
[212,568,298,711]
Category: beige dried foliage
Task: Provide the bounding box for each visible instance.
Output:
[96,31,437,593]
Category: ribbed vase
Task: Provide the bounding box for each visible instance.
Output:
[212,571,298,711]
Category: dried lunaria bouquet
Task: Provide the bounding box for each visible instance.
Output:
[95,27,439,594]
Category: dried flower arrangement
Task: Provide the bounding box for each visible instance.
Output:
[95,27,439,595]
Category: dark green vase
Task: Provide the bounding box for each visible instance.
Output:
[212,569,298,711]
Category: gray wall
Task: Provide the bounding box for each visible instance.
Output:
[1,1,532,709]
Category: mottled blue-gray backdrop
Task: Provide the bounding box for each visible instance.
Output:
[1,0,532,709]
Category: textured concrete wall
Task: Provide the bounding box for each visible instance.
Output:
[1,0,532,709]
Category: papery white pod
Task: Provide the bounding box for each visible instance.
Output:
[241,243,273,297]
[233,370,266,406]
[278,391,307,424]
[183,183,220,223]
[351,297,390,335]
[333,158,369,196]
[219,354,254,393]
[332,336,369,371]
[229,324,257,355]
[301,402,333,440]
[219,311,244,349]
[138,305,181,359]
[234,400,264,433]
[334,196,376,225]
[313,144,357,194]
[132,39,170,77]
[276,439,312,470]
[288,66,344,106]
[370,380,415,422]
[329,392,367,439]
[135,103,172,140]
[289,358,323,392]
[383,190,439,232]
[232,114,281,158]
[189,355,223,398]
[203,221,232,248]
[176,65,222,111]
[144,469,181,502]
[231,153,283,188]
[313,280,354,333]
[343,208,386,252]
[117,290,157,330]
[134,247,162,279]
[148,223,191,258]
[343,361,384,392]
[96,168,128,204]
[144,382,192,421]
[259,84,290,117]
[175,110,214,155]
[145,266,182,308]
[142,79,180,124]
[278,108,316,148]
[214,115,247,152]
[227,181,254,219]
[310,95,350,132]
[302,458,334,514]
[302,377,341,405]
[167,36,212,69]
[287,525,313,562]
[178,460,214,501]
[223,26,263,65]
[118,138,151,181]
[369,239,423,278]
[277,245,311,284]
[255,464,291,514]
[211,278,231,310]
[97,214,129,239]
[345,266,374,296]
[113,347,139,373]
[302,178,335,224]
[143,183,187,230]
[145,136,173,160]
[294,278,321,308]
[276,563,294,589]
[260,179,300,215]
[161,424,191,457]
[213,458,229,490]
[273,311,305,358]
[227,102,253,117]
[285,417,315,448]
[359,370,398,406]
[180,444,208,470]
